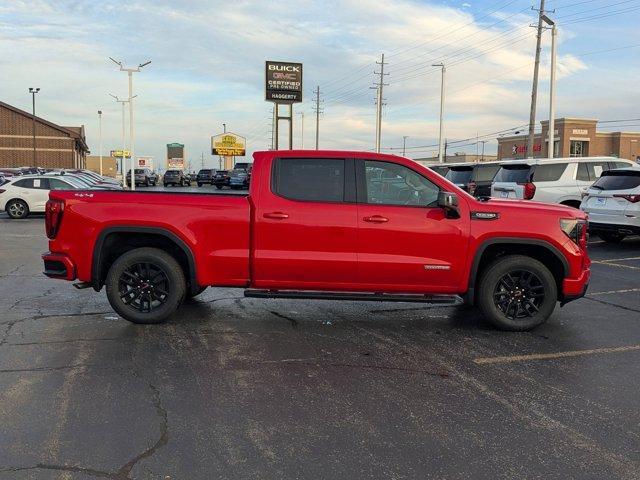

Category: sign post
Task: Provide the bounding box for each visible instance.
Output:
[265,61,303,150]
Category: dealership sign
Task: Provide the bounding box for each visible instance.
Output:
[265,61,303,103]
[512,144,542,154]
[137,156,153,168]
[211,133,246,156]
[110,149,130,158]
[167,158,184,169]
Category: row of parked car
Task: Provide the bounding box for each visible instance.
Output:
[124,164,253,190]
[0,168,124,219]
[429,156,640,243]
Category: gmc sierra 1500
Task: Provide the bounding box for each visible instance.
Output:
[42,150,590,331]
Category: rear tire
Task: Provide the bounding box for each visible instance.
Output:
[197,183,202,187]
[105,247,186,324]
[598,232,625,243]
[6,199,29,219]
[216,185,223,190]
[477,255,557,331]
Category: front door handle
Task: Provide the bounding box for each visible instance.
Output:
[263,211,289,220]
[363,215,389,223]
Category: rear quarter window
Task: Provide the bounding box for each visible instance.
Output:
[532,163,567,182]
[445,167,473,184]
[494,165,532,183]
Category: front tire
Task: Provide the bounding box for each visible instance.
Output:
[477,255,557,331]
[105,247,186,324]
[6,199,29,219]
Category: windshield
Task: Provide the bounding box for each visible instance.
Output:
[494,165,532,183]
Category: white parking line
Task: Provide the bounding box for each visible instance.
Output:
[589,288,640,296]
[591,260,640,270]
[474,345,640,365]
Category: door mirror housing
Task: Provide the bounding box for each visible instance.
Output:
[438,191,460,219]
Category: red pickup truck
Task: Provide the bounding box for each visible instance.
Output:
[42,150,590,331]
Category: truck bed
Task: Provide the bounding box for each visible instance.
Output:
[49,189,252,287]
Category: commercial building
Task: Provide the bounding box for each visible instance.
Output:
[414,153,498,165]
[0,101,89,169]
[497,118,640,161]
[86,155,118,178]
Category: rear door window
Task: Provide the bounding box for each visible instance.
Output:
[592,171,640,190]
[272,158,346,202]
[532,163,567,182]
[494,165,532,183]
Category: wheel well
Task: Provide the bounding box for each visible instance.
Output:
[93,231,195,291]
[560,200,581,209]
[472,242,566,301]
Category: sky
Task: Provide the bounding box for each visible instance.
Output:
[1,0,639,170]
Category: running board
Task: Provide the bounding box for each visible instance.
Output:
[244,289,462,305]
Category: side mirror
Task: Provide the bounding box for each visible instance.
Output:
[438,191,460,219]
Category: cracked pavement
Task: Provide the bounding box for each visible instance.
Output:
[1,213,640,479]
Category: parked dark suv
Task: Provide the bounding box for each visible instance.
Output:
[213,170,230,189]
[163,170,190,187]
[196,169,215,187]
[126,168,158,187]
[445,162,502,197]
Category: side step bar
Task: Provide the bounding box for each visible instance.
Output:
[244,289,462,305]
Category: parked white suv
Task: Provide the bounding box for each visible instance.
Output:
[581,168,640,242]
[491,157,636,208]
[0,175,86,219]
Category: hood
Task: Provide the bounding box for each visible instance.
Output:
[479,198,587,219]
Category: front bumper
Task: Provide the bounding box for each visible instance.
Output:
[561,267,590,305]
[42,252,76,280]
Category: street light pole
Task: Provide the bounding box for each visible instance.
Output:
[98,110,103,175]
[28,88,40,168]
[541,14,557,159]
[297,112,304,149]
[109,94,132,179]
[110,57,151,191]
[402,136,409,157]
[433,63,446,164]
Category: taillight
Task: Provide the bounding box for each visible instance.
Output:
[518,182,536,200]
[614,194,640,203]
[560,218,588,249]
[468,181,477,196]
[45,199,64,239]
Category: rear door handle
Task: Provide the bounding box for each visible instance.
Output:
[363,215,389,223]
[263,212,289,220]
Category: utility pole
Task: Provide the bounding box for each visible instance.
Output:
[541,14,557,159]
[98,110,103,175]
[109,94,131,178]
[433,63,446,163]
[444,139,448,163]
[402,136,409,157]
[313,86,322,150]
[480,140,487,161]
[110,57,151,190]
[527,0,547,158]
[372,54,388,153]
[28,88,40,168]
[297,112,305,149]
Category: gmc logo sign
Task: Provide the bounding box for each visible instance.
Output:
[268,65,300,73]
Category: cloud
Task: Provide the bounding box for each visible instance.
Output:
[0,0,633,165]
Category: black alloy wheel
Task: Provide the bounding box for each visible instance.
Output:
[477,255,557,331]
[492,270,545,320]
[105,247,186,324]
[118,262,170,313]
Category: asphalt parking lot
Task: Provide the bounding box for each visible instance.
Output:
[1,203,639,479]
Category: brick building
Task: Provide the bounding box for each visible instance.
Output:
[497,118,640,161]
[0,101,89,169]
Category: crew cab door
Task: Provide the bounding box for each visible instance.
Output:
[356,159,468,292]
[252,157,359,289]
